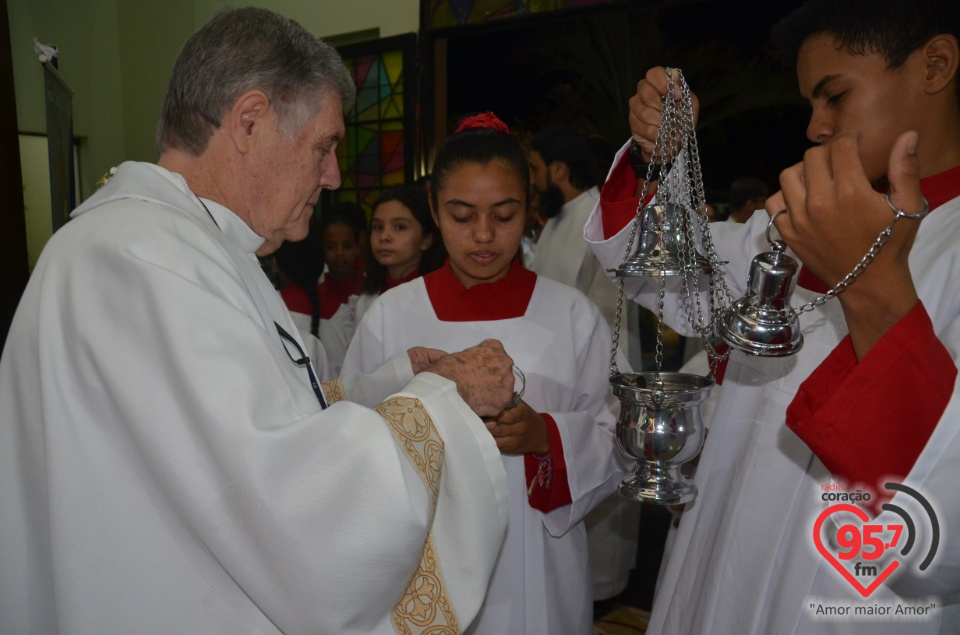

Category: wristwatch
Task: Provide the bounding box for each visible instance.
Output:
[628,140,669,181]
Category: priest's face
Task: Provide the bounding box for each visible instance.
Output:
[432,159,526,289]
[244,91,344,256]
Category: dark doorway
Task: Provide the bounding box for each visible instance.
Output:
[428,0,811,200]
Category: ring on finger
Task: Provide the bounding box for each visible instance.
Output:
[506,364,525,409]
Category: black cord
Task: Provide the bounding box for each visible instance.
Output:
[275,322,328,410]
[198,196,327,409]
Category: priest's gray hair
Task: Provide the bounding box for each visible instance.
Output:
[155,7,355,156]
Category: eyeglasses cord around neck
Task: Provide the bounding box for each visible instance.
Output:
[196,195,328,410]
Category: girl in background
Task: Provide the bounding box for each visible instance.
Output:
[354,184,445,324]
[342,113,631,634]
[316,201,366,375]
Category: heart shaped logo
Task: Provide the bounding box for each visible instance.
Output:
[813,504,900,597]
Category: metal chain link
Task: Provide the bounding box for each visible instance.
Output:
[609,67,680,376]
[610,275,626,375]
[676,74,713,340]
[655,69,734,377]
[653,69,680,381]
[608,67,734,378]
[607,67,925,374]
[789,196,930,315]
[655,273,667,386]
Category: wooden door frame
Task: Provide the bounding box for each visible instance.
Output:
[0,0,30,349]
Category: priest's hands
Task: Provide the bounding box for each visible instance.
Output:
[484,400,550,456]
[407,346,447,374]
[421,339,516,417]
[768,130,925,359]
[629,66,700,164]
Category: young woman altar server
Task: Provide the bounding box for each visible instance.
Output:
[341,113,634,634]
[353,184,445,325]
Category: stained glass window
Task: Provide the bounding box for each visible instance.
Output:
[334,34,417,217]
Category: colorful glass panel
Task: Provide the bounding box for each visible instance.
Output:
[334,35,415,219]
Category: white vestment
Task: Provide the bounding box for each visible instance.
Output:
[533,187,642,368]
[285,286,357,380]
[342,272,633,634]
[532,187,642,601]
[0,162,508,635]
[352,291,377,339]
[318,302,354,377]
[284,310,332,381]
[585,142,960,634]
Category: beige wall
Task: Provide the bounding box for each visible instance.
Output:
[11,0,126,196]
[12,0,419,192]
[10,0,419,262]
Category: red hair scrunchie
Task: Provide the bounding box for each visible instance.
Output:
[454,111,511,135]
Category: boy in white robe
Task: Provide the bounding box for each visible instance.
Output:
[585,1,960,633]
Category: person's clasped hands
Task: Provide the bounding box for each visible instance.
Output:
[483,399,550,456]
[408,342,549,455]
[409,339,517,418]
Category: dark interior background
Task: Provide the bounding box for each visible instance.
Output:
[441,0,812,202]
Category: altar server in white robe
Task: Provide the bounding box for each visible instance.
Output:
[343,112,634,634]
[0,9,518,634]
[527,126,642,607]
[315,201,368,376]
[584,2,960,633]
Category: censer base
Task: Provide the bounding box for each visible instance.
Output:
[619,463,697,505]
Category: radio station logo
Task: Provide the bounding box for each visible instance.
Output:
[813,481,939,598]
